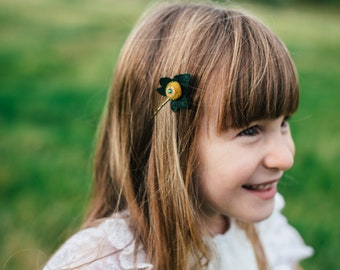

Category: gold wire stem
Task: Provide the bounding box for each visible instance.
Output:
[153,98,170,116]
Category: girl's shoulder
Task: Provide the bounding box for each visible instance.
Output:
[43,212,153,270]
[256,193,314,269]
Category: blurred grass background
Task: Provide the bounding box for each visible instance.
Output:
[0,0,339,269]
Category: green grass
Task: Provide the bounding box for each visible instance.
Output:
[1,0,339,269]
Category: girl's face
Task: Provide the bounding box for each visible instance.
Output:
[197,111,295,233]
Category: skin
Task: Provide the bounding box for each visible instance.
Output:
[197,114,295,235]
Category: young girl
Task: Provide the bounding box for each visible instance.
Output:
[44,2,313,270]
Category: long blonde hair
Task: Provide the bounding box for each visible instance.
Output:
[84,2,299,270]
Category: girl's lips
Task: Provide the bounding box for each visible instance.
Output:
[242,180,278,200]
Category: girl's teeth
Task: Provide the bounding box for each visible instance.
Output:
[243,183,273,191]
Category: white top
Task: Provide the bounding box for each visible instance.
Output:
[44,194,313,270]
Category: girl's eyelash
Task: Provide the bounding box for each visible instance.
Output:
[281,116,291,127]
[237,116,291,137]
[237,125,260,137]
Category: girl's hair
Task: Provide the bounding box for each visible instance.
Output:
[84,2,299,270]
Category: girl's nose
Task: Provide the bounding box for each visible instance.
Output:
[263,136,295,171]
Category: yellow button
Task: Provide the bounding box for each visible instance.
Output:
[165,81,182,100]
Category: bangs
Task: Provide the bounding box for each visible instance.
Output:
[210,13,299,131]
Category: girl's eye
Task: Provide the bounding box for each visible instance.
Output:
[237,125,260,137]
[281,116,290,128]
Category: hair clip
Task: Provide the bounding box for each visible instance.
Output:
[154,74,191,116]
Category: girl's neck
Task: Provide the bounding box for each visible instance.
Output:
[204,214,230,236]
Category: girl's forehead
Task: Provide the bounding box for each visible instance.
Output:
[198,77,297,133]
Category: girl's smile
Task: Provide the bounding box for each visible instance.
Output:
[242,179,279,200]
[197,115,295,234]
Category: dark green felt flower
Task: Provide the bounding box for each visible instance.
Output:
[155,74,191,113]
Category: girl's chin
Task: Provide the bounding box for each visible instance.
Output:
[235,201,275,223]
[249,212,273,223]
